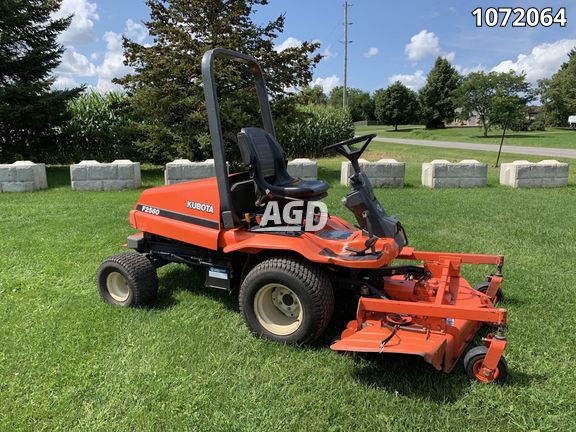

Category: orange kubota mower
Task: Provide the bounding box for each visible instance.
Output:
[97,49,509,383]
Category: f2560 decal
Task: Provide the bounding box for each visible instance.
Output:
[140,205,160,215]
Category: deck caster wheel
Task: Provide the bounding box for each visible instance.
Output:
[97,252,158,307]
[474,281,503,304]
[464,346,508,384]
[239,256,334,345]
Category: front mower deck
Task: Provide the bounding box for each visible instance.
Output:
[331,248,507,378]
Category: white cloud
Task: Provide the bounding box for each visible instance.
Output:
[312,75,341,94]
[442,51,455,62]
[363,47,379,58]
[94,31,131,91]
[54,0,99,45]
[57,48,96,76]
[53,17,146,91]
[51,76,82,90]
[491,39,576,83]
[321,45,336,60]
[405,30,454,63]
[274,37,302,52]
[125,18,148,43]
[389,70,426,90]
[455,64,486,75]
[405,30,439,61]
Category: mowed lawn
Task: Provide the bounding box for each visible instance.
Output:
[356,124,576,149]
[1,145,576,431]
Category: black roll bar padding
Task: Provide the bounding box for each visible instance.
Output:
[201,48,276,228]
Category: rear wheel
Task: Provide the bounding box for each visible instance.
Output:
[239,256,334,344]
[464,345,508,384]
[97,252,158,307]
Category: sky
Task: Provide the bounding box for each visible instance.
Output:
[52,0,576,94]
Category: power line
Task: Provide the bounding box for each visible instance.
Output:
[341,1,352,109]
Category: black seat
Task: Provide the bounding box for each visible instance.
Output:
[237,127,329,200]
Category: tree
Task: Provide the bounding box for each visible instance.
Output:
[328,86,374,121]
[0,0,83,162]
[116,0,321,164]
[419,57,460,129]
[538,49,576,126]
[373,82,419,130]
[295,85,327,106]
[456,71,532,137]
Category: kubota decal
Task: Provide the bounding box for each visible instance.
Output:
[186,200,214,213]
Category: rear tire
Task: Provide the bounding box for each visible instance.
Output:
[97,252,158,307]
[239,256,334,344]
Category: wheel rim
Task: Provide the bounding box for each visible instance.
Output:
[472,358,500,383]
[106,271,130,302]
[254,283,303,336]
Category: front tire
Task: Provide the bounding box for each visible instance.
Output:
[474,281,503,304]
[239,256,334,344]
[463,345,508,384]
[97,252,158,307]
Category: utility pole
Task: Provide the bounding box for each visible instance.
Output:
[342,1,351,109]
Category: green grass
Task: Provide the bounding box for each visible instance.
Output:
[1,148,576,431]
[356,124,576,149]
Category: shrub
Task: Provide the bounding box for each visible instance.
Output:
[277,105,354,158]
[528,114,546,131]
[61,91,138,163]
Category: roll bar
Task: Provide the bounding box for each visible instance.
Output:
[201,48,275,228]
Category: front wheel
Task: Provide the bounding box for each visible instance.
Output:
[239,256,334,344]
[474,281,503,304]
[463,345,508,384]
[97,252,158,307]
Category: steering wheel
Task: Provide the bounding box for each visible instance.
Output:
[323,134,377,161]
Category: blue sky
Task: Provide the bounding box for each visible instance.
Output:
[53,0,576,94]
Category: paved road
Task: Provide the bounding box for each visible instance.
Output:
[371,136,576,159]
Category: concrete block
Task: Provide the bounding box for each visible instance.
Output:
[2,181,35,192]
[500,160,569,188]
[422,159,487,188]
[341,158,405,187]
[0,165,16,182]
[0,161,47,192]
[102,180,136,191]
[70,159,140,191]
[71,180,104,191]
[164,159,220,184]
[70,164,88,181]
[287,158,317,180]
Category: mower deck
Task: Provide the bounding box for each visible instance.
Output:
[331,248,507,375]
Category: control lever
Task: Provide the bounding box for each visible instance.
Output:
[345,211,380,255]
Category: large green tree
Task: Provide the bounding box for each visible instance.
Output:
[456,71,532,137]
[116,0,321,163]
[295,85,327,106]
[419,57,460,129]
[538,49,576,126]
[0,0,82,162]
[328,86,374,121]
[373,82,419,130]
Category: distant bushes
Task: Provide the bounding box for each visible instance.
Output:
[277,105,354,158]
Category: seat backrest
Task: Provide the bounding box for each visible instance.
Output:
[237,127,287,181]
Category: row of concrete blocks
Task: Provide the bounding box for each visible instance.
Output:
[165,158,318,184]
[422,159,569,188]
[1,158,571,192]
